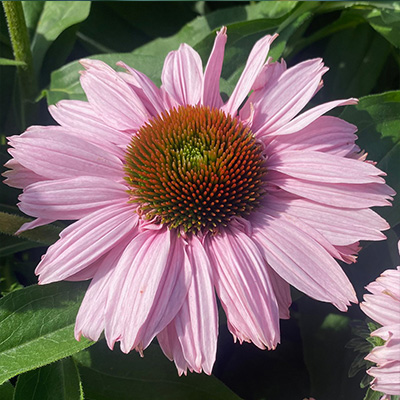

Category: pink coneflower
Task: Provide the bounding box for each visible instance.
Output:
[3,27,394,375]
[360,244,400,398]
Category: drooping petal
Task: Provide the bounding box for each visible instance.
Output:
[157,322,191,376]
[18,176,128,220]
[74,239,131,342]
[268,150,386,184]
[259,98,358,137]
[223,34,277,116]
[80,59,150,131]
[265,194,389,246]
[252,210,357,311]
[172,235,218,375]
[161,44,203,106]
[8,127,123,181]
[367,360,400,396]
[206,224,280,349]
[202,26,227,109]
[265,116,358,157]
[267,265,292,319]
[2,159,45,189]
[105,228,191,354]
[36,202,138,284]
[268,171,395,208]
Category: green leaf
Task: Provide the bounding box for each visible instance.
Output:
[361,6,400,48]
[74,341,242,400]
[0,381,14,400]
[21,2,45,40]
[297,300,365,399]
[0,281,92,385]
[30,1,91,74]
[14,357,84,400]
[46,0,300,105]
[363,387,387,400]
[340,91,400,228]
[322,21,391,99]
[0,234,42,257]
[0,211,61,246]
[0,58,26,67]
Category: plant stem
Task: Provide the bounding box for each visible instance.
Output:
[3,1,37,103]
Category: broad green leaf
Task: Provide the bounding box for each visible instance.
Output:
[0,381,14,400]
[30,1,91,74]
[0,211,61,245]
[46,0,300,105]
[0,234,42,257]
[14,357,84,400]
[74,341,242,400]
[21,2,45,40]
[0,281,92,385]
[322,21,391,99]
[298,300,365,399]
[340,91,400,228]
[0,58,26,67]
[361,6,400,48]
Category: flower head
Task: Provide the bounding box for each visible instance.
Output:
[360,243,400,397]
[3,27,394,375]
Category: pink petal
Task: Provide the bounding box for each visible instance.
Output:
[265,116,358,157]
[173,235,218,375]
[206,223,280,349]
[267,265,292,319]
[240,59,287,121]
[74,239,130,342]
[161,44,203,106]
[49,100,130,155]
[252,210,357,311]
[250,59,328,134]
[16,217,55,234]
[260,98,358,137]
[268,150,386,184]
[252,58,287,92]
[269,172,395,208]
[223,34,277,116]
[334,243,361,264]
[8,126,123,181]
[2,159,45,189]
[80,59,150,131]
[361,292,400,327]
[117,61,167,116]
[368,361,400,395]
[265,194,388,246]
[18,176,128,220]
[202,26,227,109]
[105,228,191,354]
[157,322,191,376]
[36,202,138,284]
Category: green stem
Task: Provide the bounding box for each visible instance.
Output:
[3,1,37,102]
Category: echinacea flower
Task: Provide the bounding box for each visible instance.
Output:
[360,244,400,397]
[3,27,394,375]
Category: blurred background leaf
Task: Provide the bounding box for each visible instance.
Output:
[73,341,242,400]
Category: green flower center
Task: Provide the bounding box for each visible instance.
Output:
[124,105,266,233]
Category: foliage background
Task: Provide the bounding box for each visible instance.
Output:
[0,1,399,399]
